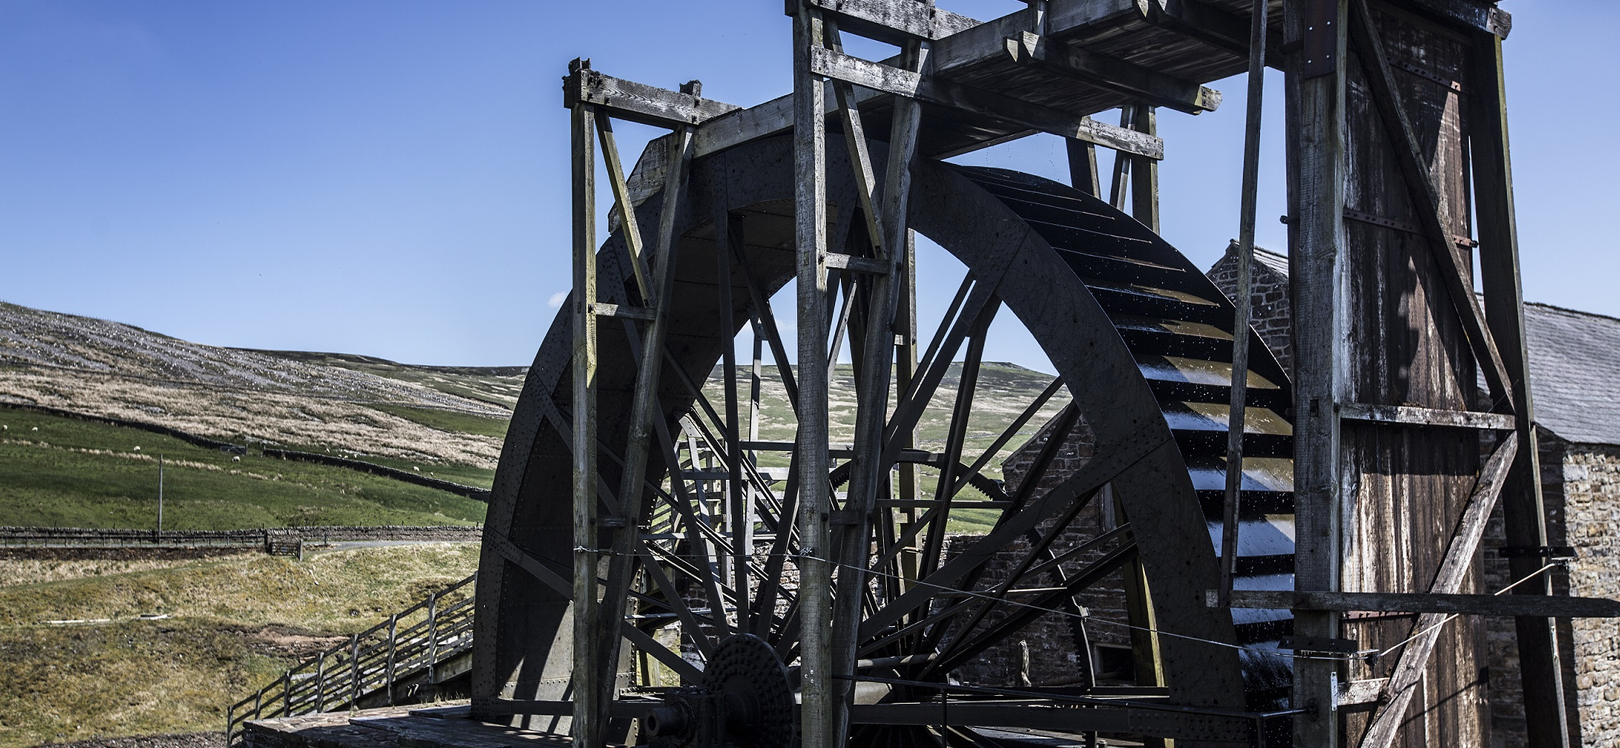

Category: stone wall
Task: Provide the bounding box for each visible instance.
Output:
[1205,243,1295,376]
[1556,440,1620,747]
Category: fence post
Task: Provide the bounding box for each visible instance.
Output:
[349,633,360,708]
[424,592,440,697]
[386,614,398,706]
[315,651,326,713]
[281,670,291,714]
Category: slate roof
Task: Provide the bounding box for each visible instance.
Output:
[1208,245,1620,447]
[1521,303,1620,446]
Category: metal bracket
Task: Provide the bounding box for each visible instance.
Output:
[1302,0,1340,79]
[1499,545,1576,561]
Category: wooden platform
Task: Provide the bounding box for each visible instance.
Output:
[242,703,570,748]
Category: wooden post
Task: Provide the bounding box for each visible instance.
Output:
[1066,139,1101,198]
[1108,105,1133,210]
[793,7,835,748]
[315,651,326,712]
[568,74,605,748]
[1129,105,1160,233]
[1469,30,1572,748]
[348,633,360,706]
[1283,1,1348,745]
[1218,0,1269,607]
[425,592,440,693]
[386,613,398,706]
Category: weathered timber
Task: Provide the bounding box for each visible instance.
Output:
[792,8,835,748]
[1219,0,1269,608]
[795,0,977,43]
[1349,0,1513,409]
[1227,590,1620,619]
[1338,402,1515,431]
[563,64,740,128]
[807,46,1164,159]
[1469,25,1571,748]
[1004,31,1222,114]
[1066,138,1101,197]
[1356,432,1517,748]
[588,303,655,321]
[1283,0,1349,744]
[567,97,602,748]
[594,115,652,301]
[1129,106,1160,231]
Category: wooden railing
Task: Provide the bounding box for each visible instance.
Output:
[224,572,477,743]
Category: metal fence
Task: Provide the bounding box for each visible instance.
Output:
[224,572,477,743]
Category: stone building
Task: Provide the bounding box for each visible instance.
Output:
[1205,241,1620,748]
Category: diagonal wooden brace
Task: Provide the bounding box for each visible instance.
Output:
[1348,0,1513,410]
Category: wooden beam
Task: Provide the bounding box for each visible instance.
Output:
[594,115,652,302]
[1004,31,1222,115]
[1283,0,1350,743]
[567,95,603,748]
[1348,0,1513,409]
[1227,589,1620,619]
[1355,432,1516,748]
[563,64,740,129]
[1338,402,1515,431]
[1399,0,1511,38]
[1129,105,1160,232]
[807,46,1165,159]
[796,0,978,43]
[1152,0,1285,70]
[792,9,836,748]
[1066,138,1101,197]
[1469,27,1570,748]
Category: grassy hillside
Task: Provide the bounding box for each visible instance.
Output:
[252,350,526,410]
[0,543,480,747]
[0,408,486,529]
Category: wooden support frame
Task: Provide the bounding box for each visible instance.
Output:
[792,7,836,748]
[807,46,1164,160]
[567,83,602,748]
[1283,0,1349,744]
[1356,433,1515,748]
[1347,0,1513,409]
[1004,31,1222,115]
[1338,402,1515,431]
[1468,25,1572,748]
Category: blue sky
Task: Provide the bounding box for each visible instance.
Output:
[1,1,1613,368]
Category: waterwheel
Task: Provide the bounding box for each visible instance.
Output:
[473,133,1297,747]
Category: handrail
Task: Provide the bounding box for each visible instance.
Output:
[225,572,476,744]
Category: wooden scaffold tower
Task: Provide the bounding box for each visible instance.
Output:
[467,2,1620,747]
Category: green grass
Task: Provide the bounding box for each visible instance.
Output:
[367,403,510,440]
[0,543,481,746]
[0,409,487,530]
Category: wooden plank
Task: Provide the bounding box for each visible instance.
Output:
[798,0,978,43]
[1338,402,1515,431]
[1348,0,1513,409]
[594,115,652,302]
[1219,0,1269,608]
[1341,678,1389,707]
[1468,27,1570,748]
[563,63,740,129]
[792,9,836,748]
[1004,31,1222,114]
[824,252,890,275]
[1227,589,1620,619]
[588,303,655,321]
[1282,0,1350,743]
[567,96,602,748]
[807,46,1165,159]
[1355,432,1516,748]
